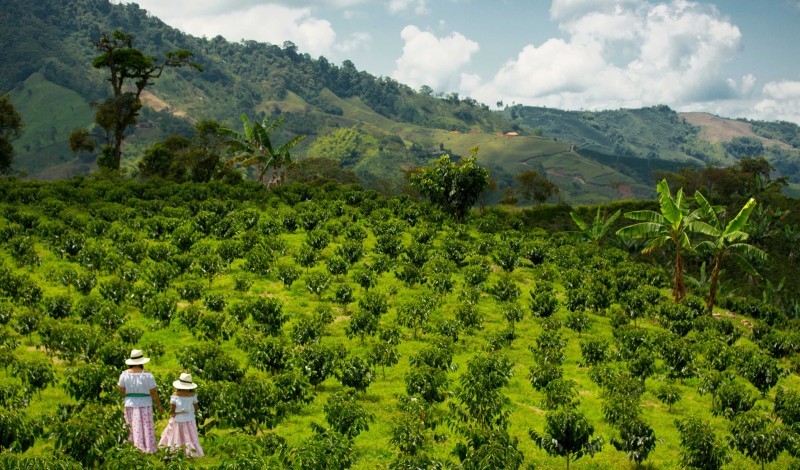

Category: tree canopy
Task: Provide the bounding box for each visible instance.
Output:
[409,147,490,222]
[72,30,201,171]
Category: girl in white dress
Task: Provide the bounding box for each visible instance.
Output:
[158,373,204,457]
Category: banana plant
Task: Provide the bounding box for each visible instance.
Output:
[568,207,621,245]
[616,179,704,302]
[690,192,766,312]
[220,114,305,187]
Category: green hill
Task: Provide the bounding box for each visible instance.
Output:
[1,0,799,203]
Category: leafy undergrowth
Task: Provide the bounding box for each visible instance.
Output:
[0,178,799,469]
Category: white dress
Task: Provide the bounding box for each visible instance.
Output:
[158,393,204,457]
[117,370,158,453]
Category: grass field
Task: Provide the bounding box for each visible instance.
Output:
[9,73,94,176]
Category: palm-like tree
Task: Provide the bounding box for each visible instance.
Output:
[616,179,704,302]
[569,207,621,245]
[691,193,766,312]
[220,114,305,187]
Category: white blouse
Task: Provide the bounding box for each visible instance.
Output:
[171,394,198,423]
[117,370,157,408]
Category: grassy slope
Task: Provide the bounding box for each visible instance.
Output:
[1,182,798,469]
[8,73,94,176]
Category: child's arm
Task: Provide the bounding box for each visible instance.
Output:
[170,403,176,418]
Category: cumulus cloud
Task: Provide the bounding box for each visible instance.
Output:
[134,1,342,56]
[465,0,746,113]
[388,0,430,15]
[550,0,639,22]
[392,25,479,91]
[335,32,372,53]
[750,80,800,122]
[726,74,757,97]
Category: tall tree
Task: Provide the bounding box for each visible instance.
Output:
[220,114,305,187]
[617,179,704,302]
[409,147,490,222]
[137,135,191,181]
[0,95,23,175]
[186,120,225,182]
[77,30,200,171]
[515,170,560,204]
[692,193,767,312]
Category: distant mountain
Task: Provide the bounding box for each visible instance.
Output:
[2,0,798,202]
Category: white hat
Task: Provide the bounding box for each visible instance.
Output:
[173,373,197,390]
[125,349,150,365]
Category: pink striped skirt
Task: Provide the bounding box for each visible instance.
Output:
[124,406,157,453]
[158,418,204,457]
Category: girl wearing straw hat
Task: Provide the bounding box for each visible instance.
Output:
[117,349,164,453]
[158,373,204,457]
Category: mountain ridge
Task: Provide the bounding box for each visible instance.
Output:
[2,0,799,201]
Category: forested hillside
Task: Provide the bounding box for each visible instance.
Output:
[1,0,799,202]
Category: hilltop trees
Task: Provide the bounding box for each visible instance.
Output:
[409,147,490,222]
[70,30,201,171]
[0,95,23,175]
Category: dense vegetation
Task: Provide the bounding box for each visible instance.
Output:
[1,176,799,468]
[501,105,703,163]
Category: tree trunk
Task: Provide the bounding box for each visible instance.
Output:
[113,127,124,170]
[673,245,686,303]
[706,256,722,313]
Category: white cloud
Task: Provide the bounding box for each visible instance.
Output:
[335,32,372,53]
[133,2,339,56]
[465,0,746,113]
[751,80,800,122]
[762,80,800,100]
[726,74,757,97]
[392,25,479,91]
[550,0,639,21]
[388,0,430,15]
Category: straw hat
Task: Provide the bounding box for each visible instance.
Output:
[173,373,198,390]
[125,349,150,366]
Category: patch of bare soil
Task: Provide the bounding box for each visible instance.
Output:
[139,91,192,121]
[680,112,791,149]
[615,182,633,199]
[140,90,170,112]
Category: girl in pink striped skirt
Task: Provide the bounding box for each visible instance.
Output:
[158,373,204,457]
[117,349,164,453]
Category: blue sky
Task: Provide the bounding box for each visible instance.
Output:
[127,0,800,123]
